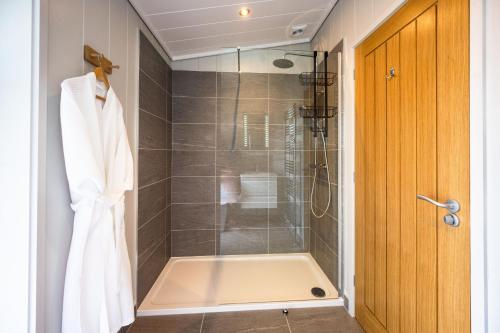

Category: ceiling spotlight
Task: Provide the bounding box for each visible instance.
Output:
[239,7,251,17]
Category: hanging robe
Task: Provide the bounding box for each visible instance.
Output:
[60,72,134,333]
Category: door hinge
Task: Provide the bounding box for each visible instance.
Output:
[353,275,356,286]
[353,69,356,80]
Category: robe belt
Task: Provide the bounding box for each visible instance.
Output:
[71,191,125,294]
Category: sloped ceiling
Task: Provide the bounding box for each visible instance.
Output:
[129,0,337,60]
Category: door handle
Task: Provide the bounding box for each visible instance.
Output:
[416,194,461,227]
[416,194,460,214]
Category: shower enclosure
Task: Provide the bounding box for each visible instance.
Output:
[137,44,343,315]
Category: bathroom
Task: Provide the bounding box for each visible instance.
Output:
[1,0,496,332]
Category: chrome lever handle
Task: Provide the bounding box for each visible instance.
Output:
[416,194,460,214]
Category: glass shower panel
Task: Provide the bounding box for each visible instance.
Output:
[215,47,313,256]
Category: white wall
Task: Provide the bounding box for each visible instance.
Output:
[0,1,35,331]
[311,0,406,315]
[43,0,169,331]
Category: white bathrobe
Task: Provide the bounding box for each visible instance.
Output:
[60,73,134,333]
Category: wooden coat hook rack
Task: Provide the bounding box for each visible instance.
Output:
[84,45,119,74]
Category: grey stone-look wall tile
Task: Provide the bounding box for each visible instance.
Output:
[331,183,338,219]
[167,149,172,178]
[171,230,215,256]
[269,151,312,177]
[217,98,268,125]
[312,180,336,218]
[166,121,172,150]
[268,99,302,124]
[310,230,317,257]
[173,150,215,176]
[173,97,216,124]
[166,65,173,94]
[311,214,338,254]
[137,240,166,304]
[276,176,310,203]
[216,229,268,255]
[167,93,173,122]
[139,33,167,87]
[268,201,309,228]
[217,72,268,99]
[165,205,172,233]
[172,177,215,203]
[165,231,171,261]
[139,110,166,149]
[165,70,344,260]
[139,71,167,119]
[216,150,268,177]
[269,150,286,176]
[138,209,167,267]
[314,237,338,288]
[138,149,167,187]
[173,124,216,151]
[138,180,167,228]
[173,71,216,97]
[216,176,269,203]
[138,32,170,306]
[216,203,268,229]
[327,149,339,182]
[268,124,286,150]
[269,74,303,99]
[269,228,309,253]
[165,177,171,205]
[326,114,339,149]
[171,204,215,230]
[217,124,267,150]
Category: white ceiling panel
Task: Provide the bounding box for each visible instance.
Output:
[129,0,337,60]
[133,0,272,16]
[166,24,319,53]
[158,10,324,42]
[146,0,331,31]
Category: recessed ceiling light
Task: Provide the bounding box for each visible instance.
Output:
[239,7,251,17]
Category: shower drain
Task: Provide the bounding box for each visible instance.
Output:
[311,287,326,298]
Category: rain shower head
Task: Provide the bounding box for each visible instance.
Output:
[272,52,314,69]
[273,58,294,69]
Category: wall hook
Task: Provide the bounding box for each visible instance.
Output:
[385,67,396,80]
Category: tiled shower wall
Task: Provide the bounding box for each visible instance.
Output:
[137,33,173,303]
[170,70,311,256]
[310,52,340,290]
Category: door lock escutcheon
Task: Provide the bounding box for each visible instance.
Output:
[416,194,461,227]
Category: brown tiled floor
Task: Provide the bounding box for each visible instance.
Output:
[127,307,363,333]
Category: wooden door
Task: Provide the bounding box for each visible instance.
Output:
[355,0,470,332]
